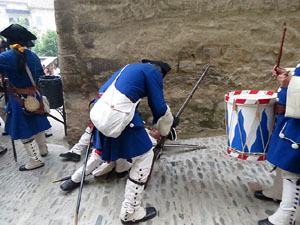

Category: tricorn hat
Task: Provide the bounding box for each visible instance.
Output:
[0,24,37,43]
[142,59,171,77]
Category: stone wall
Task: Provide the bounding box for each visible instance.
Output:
[54,0,300,144]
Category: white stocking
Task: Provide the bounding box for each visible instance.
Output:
[70,126,92,155]
[120,149,154,222]
[34,131,48,156]
[71,150,102,183]
[268,170,300,225]
[21,138,44,169]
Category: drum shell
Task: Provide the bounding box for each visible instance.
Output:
[225,90,277,161]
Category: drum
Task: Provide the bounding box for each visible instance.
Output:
[225,90,277,161]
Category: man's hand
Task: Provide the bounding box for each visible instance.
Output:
[272,65,286,78]
[149,128,161,140]
[277,72,292,87]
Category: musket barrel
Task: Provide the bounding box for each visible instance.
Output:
[145,64,210,189]
[176,64,210,118]
[52,176,71,183]
[75,128,94,224]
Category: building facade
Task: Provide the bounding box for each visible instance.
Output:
[0,0,55,34]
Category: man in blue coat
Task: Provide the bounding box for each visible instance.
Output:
[60,60,177,224]
[0,24,51,171]
[258,62,300,225]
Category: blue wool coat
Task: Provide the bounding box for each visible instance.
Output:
[267,63,300,175]
[94,63,168,161]
[0,49,51,140]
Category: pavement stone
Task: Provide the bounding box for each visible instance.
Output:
[0,110,299,225]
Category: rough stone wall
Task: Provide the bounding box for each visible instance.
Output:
[54,0,300,144]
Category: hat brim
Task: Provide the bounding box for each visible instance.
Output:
[142,59,171,76]
[0,24,37,42]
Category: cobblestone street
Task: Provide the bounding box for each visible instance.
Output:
[0,111,299,225]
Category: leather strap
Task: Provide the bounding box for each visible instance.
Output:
[129,176,145,186]
[7,86,37,95]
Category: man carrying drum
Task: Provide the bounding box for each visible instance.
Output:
[258,62,300,225]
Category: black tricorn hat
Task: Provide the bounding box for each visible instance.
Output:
[142,59,171,77]
[0,24,37,43]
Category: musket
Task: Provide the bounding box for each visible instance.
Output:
[275,25,287,71]
[161,145,207,155]
[144,64,210,189]
[11,138,17,162]
[52,176,71,183]
[155,143,201,148]
[75,127,94,225]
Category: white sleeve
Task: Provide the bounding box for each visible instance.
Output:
[285,76,300,119]
[156,105,173,136]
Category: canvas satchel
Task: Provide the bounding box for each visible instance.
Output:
[24,95,40,112]
[90,65,140,138]
[24,64,50,114]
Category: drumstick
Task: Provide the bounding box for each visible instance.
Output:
[275,24,287,76]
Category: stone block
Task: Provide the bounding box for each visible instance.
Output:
[55,0,300,140]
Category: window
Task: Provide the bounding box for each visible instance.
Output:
[36,16,42,25]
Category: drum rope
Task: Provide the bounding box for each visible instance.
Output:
[257,102,266,152]
[228,99,236,149]
[233,100,246,154]
[224,96,229,141]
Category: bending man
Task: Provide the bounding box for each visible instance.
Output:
[61,59,176,224]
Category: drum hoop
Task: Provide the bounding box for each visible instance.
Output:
[225,90,276,105]
[227,147,266,156]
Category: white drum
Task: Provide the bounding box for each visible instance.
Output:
[225,90,277,161]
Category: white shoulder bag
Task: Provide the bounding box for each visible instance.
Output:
[90,65,140,138]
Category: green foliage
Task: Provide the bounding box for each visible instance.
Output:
[32,31,58,57]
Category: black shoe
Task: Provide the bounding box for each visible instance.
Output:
[116,170,129,178]
[258,218,274,225]
[59,152,81,162]
[60,179,80,191]
[254,191,281,204]
[0,148,7,156]
[41,152,48,157]
[2,132,9,136]
[45,133,53,138]
[121,207,157,224]
[19,163,45,171]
